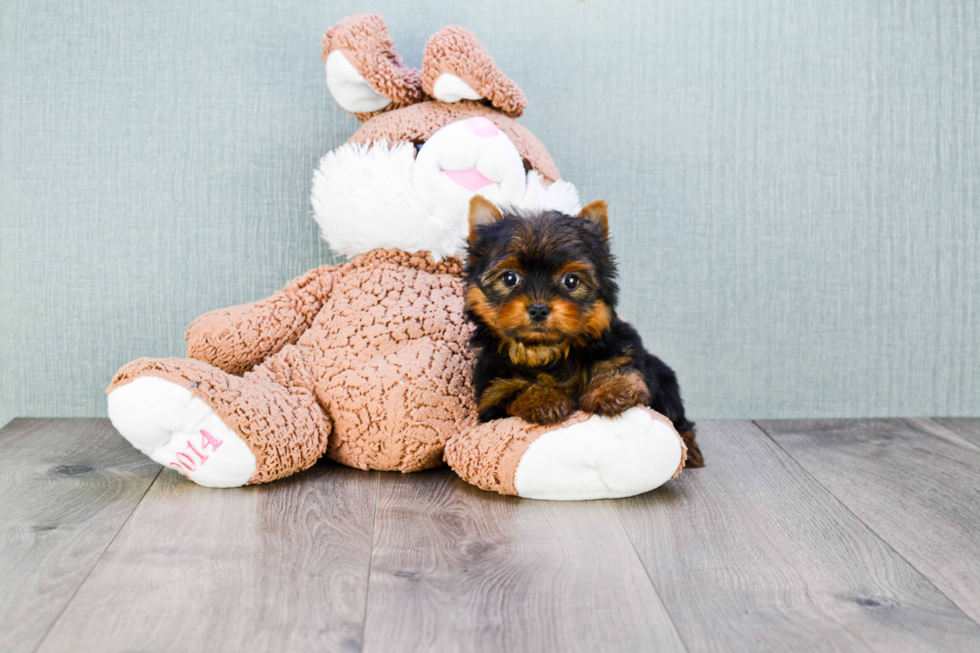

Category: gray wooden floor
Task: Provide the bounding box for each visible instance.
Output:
[1,418,979,652]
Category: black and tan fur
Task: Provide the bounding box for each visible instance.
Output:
[463,196,704,466]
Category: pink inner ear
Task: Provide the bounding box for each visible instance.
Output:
[443,168,494,192]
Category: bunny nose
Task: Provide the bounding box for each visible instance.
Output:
[464,116,499,138]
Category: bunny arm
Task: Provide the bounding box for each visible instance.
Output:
[185,265,336,375]
[445,407,687,500]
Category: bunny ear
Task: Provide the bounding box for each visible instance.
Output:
[321,14,424,120]
[421,26,527,118]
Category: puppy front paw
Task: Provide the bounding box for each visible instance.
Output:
[507,384,576,425]
[580,370,651,417]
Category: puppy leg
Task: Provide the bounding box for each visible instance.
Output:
[506,376,577,425]
[644,353,704,467]
[678,430,704,467]
[580,368,650,417]
[477,377,530,422]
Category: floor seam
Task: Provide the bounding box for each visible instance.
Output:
[609,499,692,653]
[31,464,164,653]
[751,419,980,630]
[358,471,382,653]
[911,417,980,454]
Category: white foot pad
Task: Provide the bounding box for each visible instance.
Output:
[107,377,257,488]
[513,407,683,501]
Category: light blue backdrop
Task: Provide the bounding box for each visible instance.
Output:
[2,0,978,427]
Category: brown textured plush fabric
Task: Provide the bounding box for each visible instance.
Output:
[421,25,528,118]
[445,411,592,495]
[108,353,332,485]
[321,13,425,121]
[346,100,561,183]
[309,250,477,472]
[444,407,687,496]
[110,250,477,483]
[185,265,335,376]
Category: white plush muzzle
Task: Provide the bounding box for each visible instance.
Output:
[311,119,581,260]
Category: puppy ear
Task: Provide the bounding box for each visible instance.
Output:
[468,195,503,244]
[578,200,609,238]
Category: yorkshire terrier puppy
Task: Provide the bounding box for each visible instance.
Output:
[463,196,704,466]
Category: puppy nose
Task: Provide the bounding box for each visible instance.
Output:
[527,302,551,322]
[464,116,499,138]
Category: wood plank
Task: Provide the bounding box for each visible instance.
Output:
[759,418,980,628]
[616,420,980,652]
[0,418,160,653]
[929,418,980,448]
[37,460,379,652]
[361,467,685,653]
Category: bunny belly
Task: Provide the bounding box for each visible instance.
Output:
[295,249,477,471]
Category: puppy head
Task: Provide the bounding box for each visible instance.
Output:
[464,197,618,353]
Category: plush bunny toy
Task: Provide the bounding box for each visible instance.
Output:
[106,14,689,500]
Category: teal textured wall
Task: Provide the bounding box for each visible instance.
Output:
[2,0,978,427]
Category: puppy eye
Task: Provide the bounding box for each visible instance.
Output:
[561,274,580,291]
[501,270,521,288]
